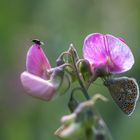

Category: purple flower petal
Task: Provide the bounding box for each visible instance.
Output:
[20,71,56,101]
[106,34,134,73]
[83,33,108,70]
[118,37,126,43]
[83,33,134,74]
[26,43,51,79]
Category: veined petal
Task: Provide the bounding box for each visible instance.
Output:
[20,71,56,101]
[83,33,108,69]
[26,43,51,79]
[106,34,134,73]
[83,33,134,74]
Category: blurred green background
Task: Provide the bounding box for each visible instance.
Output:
[0,0,140,140]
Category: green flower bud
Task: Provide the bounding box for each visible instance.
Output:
[79,59,93,82]
[68,44,79,62]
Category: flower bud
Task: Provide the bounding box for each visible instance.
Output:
[79,59,93,82]
[55,99,96,140]
[68,44,79,62]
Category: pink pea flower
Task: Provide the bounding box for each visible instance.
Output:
[83,33,134,74]
[20,40,61,101]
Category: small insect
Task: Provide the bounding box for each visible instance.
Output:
[32,39,44,45]
[104,77,139,116]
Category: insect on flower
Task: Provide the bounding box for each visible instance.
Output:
[104,77,139,116]
[20,39,62,101]
[83,33,139,115]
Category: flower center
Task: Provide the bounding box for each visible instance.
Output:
[106,56,112,65]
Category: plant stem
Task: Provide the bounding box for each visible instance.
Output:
[71,48,90,100]
[86,128,94,140]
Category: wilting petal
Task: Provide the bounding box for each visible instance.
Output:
[61,114,76,125]
[20,71,57,101]
[26,43,51,79]
[55,123,83,140]
[55,113,84,140]
[106,34,134,73]
[83,33,134,74]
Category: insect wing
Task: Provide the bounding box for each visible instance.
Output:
[104,77,139,116]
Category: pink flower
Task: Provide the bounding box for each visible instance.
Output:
[20,40,60,101]
[83,33,134,74]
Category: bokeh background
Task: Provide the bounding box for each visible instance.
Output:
[0,0,140,140]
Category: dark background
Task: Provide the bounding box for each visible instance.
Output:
[0,0,140,140]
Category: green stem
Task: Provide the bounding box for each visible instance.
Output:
[86,128,94,140]
[71,49,90,100]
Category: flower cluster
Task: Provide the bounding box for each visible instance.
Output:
[20,33,139,140]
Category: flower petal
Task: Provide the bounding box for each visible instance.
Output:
[55,123,83,140]
[20,71,56,101]
[118,37,126,43]
[26,43,51,79]
[83,33,134,74]
[83,33,108,69]
[106,34,134,73]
